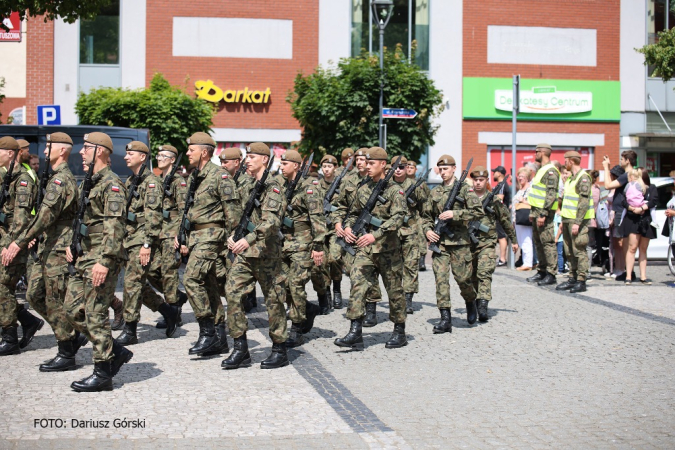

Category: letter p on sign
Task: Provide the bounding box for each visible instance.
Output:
[37,105,61,125]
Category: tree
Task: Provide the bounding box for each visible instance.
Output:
[76,73,215,156]
[1,0,113,30]
[287,43,444,162]
[637,27,675,81]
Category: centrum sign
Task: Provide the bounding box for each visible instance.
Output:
[495,86,592,114]
[195,80,271,104]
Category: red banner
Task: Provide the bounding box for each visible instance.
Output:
[1,12,21,42]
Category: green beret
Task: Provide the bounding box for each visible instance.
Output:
[84,132,114,152]
[564,150,581,159]
[16,139,30,149]
[0,136,19,151]
[406,160,418,166]
[536,143,552,150]
[282,150,303,164]
[187,132,216,147]
[47,132,73,145]
[248,142,270,156]
[341,148,354,158]
[321,154,338,166]
[158,144,178,155]
[126,141,149,154]
[470,165,489,178]
[436,154,456,166]
[220,147,243,160]
[366,147,388,161]
[355,147,369,157]
[392,155,408,166]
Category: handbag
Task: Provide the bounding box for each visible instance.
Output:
[515,203,531,226]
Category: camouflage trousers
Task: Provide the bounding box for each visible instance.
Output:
[347,249,406,323]
[325,234,343,282]
[432,244,477,309]
[26,251,75,342]
[563,221,590,281]
[225,255,287,344]
[400,231,420,294]
[470,242,497,301]
[417,226,428,263]
[183,241,224,322]
[332,234,382,302]
[123,245,165,323]
[310,262,328,296]
[64,262,122,363]
[282,250,314,324]
[146,238,182,305]
[532,215,557,275]
[0,263,25,328]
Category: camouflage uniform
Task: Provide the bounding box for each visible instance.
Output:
[561,170,592,282]
[393,177,421,295]
[310,176,335,296]
[64,166,127,363]
[530,165,560,276]
[413,177,431,262]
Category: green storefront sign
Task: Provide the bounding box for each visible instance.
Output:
[463,77,620,122]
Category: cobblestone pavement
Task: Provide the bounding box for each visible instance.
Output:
[1,255,674,449]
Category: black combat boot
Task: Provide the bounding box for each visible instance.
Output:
[110,296,125,331]
[405,293,414,314]
[73,331,88,354]
[222,334,251,369]
[260,342,289,369]
[157,304,183,329]
[527,271,546,283]
[537,273,557,286]
[363,302,377,328]
[332,281,343,309]
[325,290,333,312]
[200,322,229,356]
[334,318,363,349]
[177,290,188,306]
[433,309,452,334]
[318,293,330,316]
[17,308,44,349]
[466,301,478,325]
[116,321,138,346]
[71,361,113,392]
[286,323,305,348]
[302,302,321,334]
[189,318,218,355]
[243,292,257,313]
[385,323,408,349]
[477,299,489,323]
[0,326,21,356]
[158,302,180,338]
[40,340,77,372]
[111,339,134,376]
[570,280,587,294]
[556,278,577,291]
[419,255,426,271]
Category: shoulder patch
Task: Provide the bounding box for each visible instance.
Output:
[399,190,405,195]
[306,189,314,194]
[181,181,187,187]
[222,173,229,179]
[548,171,554,175]
[20,180,28,187]
[53,179,62,186]
[148,183,156,188]
[313,180,319,185]
[111,186,120,192]
[273,187,281,194]
[468,188,474,192]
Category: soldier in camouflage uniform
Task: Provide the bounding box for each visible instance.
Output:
[334,148,355,178]
[116,141,180,346]
[406,160,431,271]
[467,166,518,322]
[279,150,325,347]
[2,133,90,370]
[223,143,288,369]
[526,143,561,286]
[148,145,188,330]
[422,155,484,333]
[0,136,44,356]
[556,151,593,294]
[174,132,241,357]
[335,147,408,350]
[64,132,132,392]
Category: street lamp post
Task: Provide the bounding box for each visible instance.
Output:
[371,0,394,148]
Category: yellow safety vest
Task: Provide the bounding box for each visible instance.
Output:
[527,163,559,210]
[561,169,595,220]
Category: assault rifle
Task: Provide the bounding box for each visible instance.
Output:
[467,176,509,245]
[0,151,18,225]
[428,157,473,254]
[175,165,200,262]
[323,156,353,218]
[233,161,248,183]
[30,142,53,261]
[163,152,183,198]
[228,152,275,262]
[67,160,96,276]
[337,156,402,256]
[281,153,314,230]
[125,164,146,223]
[404,168,431,206]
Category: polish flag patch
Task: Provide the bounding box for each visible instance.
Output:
[53,179,62,186]
[306,189,313,194]
[148,183,156,189]
[222,173,229,179]
[273,187,280,194]
[181,182,187,187]
[399,190,405,195]
[111,186,120,192]
[312,180,319,185]
[20,181,28,187]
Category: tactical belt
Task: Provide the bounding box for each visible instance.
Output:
[162,209,179,219]
[193,222,224,231]
[86,224,104,234]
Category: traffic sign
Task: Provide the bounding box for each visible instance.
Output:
[1,12,21,42]
[382,108,417,119]
[37,105,61,125]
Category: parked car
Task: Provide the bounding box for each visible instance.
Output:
[646,177,675,260]
[0,125,150,182]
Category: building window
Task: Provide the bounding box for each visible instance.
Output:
[79,1,120,65]
[647,0,675,77]
[351,0,430,71]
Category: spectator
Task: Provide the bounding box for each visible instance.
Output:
[513,167,534,271]
[554,208,565,274]
[29,154,40,173]
[492,166,510,266]
[591,171,611,275]
[606,165,625,277]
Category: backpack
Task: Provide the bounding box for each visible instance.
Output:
[595,190,610,229]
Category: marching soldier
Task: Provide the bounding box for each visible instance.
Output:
[174,132,241,357]
[2,133,89,370]
[279,150,325,347]
[223,142,289,369]
[556,151,593,294]
[64,132,132,392]
[116,141,180,346]
[334,148,355,178]
[406,160,430,271]
[334,147,408,350]
[422,155,483,333]
[526,143,561,286]
[467,167,518,322]
[0,136,44,355]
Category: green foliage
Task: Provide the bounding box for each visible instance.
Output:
[637,27,675,81]
[76,73,215,157]
[287,44,443,162]
[0,0,113,30]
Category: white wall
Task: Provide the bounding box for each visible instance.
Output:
[120,0,146,89]
[53,19,79,125]
[428,0,462,183]
[0,19,27,98]
[318,0,351,68]
[620,0,646,113]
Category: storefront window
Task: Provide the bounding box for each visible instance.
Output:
[351,0,430,71]
[647,0,675,77]
[80,1,120,64]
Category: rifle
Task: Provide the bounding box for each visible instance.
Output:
[126,164,146,223]
[227,152,275,262]
[30,142,52,261]
[404,168,432,206]
[323,156,353,217]
[467,176,509,245]
[428,157,473,254]
[280,153,314,234]
[163,152,183,198]
[233,161,248,183]
[67,160,96,276]
[337,156,402,256]
[0,151,18,225]
[175,165,200,262]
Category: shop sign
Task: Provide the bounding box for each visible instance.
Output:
[195,80,271,104]
[1,12,21,42]
[464,77,620,122]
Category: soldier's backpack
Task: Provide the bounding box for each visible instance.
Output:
[596,189,610,229]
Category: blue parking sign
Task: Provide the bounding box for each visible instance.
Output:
[37,105,61,125]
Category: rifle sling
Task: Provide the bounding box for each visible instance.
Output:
[193,222,224,231]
